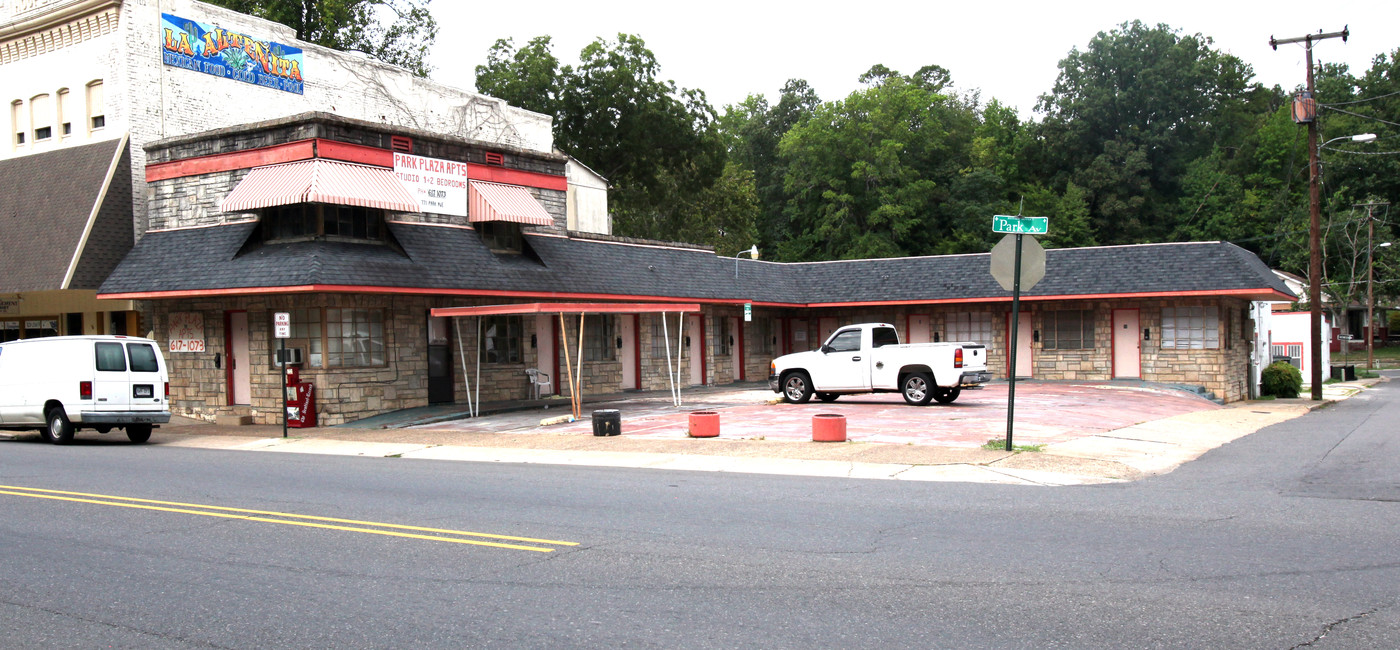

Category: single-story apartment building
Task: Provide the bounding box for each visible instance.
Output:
[95,112,1296,425]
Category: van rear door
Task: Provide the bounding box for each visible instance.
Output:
[125,341,165,413]
[92,341,130,412]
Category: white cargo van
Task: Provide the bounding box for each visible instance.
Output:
[0,335,171,444]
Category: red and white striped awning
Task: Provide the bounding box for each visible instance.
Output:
[220,159,420,213]
[468,180,554,226]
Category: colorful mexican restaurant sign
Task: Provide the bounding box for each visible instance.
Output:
[161,13,305,94]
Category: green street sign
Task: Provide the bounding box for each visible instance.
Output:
[992,215,1049,235]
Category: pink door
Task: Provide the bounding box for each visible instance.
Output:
[818,318,839,348]
[228,311,251,404]
[907,314,931,343]
[619,314,637,389]
[1007,313,1033,378]
[1113,309,1141,378]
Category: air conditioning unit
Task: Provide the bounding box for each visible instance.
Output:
[275,347,304,366]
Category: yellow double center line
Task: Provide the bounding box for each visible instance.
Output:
[0,484,577,553]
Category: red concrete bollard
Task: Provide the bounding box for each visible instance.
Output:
[688,411,720,438]
[811,413,846,442]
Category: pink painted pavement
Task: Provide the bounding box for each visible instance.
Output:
[414,382,1221,449]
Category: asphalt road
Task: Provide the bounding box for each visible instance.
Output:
[2,376,1398,648]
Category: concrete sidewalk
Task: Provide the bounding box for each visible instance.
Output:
[4,377,1384,485]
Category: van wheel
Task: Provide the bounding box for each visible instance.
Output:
[44,408,75,445]
[782,372,814,404]
[933,387,962,404]
[816,392,839,402]
[901,373,934,406]
[126,424,152,444]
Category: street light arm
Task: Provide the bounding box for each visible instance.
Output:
[733,245,759,279]
[1322,133,1378,147]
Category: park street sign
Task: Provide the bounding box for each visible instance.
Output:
[992,215,1049,235]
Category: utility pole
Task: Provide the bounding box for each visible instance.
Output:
[1271,27,1349,400]
[1358,202,1390,370]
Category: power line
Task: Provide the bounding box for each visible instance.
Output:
[1322,105,1400,128]
[1321,90,1400,106]
[1319,148,1400,156]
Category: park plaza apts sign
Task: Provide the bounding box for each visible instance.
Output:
[160,14,305,95]
[393,153,468,217]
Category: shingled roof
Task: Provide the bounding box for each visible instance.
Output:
[0,138,132,292]
[98,222,1294,304]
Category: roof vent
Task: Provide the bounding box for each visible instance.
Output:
[484,152,504,166]
[390,135,413,153]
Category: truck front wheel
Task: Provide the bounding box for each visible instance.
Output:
[933,387,961,404]
[782,372,814,404]
[901,373,934,406]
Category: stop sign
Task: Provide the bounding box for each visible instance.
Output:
[990,234,1046,292]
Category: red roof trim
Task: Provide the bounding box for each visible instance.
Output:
[98,285,1291,306]
[432,302,702,317]
[98,285,803,305]
[468,163,567,191]
[146,140,315,182]
[147,139,567,191]
[807,288,1295,307]
[316,139,393,167]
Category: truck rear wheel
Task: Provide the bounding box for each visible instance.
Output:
[126,424,152,444]
[44,407,75,445]
[901,373,933,406]
[782,372,814,404]
[933,387,961,404]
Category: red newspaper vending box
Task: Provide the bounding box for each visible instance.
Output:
[284,367,316,428]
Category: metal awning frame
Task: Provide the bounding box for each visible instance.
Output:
[430,302,704,421]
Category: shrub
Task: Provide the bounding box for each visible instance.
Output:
[1261,361,1303,398]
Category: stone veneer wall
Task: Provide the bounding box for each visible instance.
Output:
[147,292,1256,425]
[637,312,699,392]
[766,298,1253,402]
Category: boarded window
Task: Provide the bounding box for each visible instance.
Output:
[1044,310,1095,350]
[584,315,616,361]
[86,80,104,131]
[946,312,993,346]
[1162,306,1219,350]
[480,316,523,364]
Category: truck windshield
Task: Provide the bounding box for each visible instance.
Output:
[872,327,899,348]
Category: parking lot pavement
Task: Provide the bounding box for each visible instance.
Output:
[409,380,1223,449]
[8,378,1384,485]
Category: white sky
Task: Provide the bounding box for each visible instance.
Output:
[429,1,1399,121]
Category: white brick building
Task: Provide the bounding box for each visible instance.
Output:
[1,0,587,341]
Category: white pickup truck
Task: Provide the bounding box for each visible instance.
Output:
[768,323,990,405]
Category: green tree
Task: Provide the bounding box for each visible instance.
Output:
[473,36,560,116]
[718,79,821,251]
[1034,21,1262,243]
[475,34,726,240]
[1044,182,1098,248]
[203,0,438,76]
[778,68,979,260]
